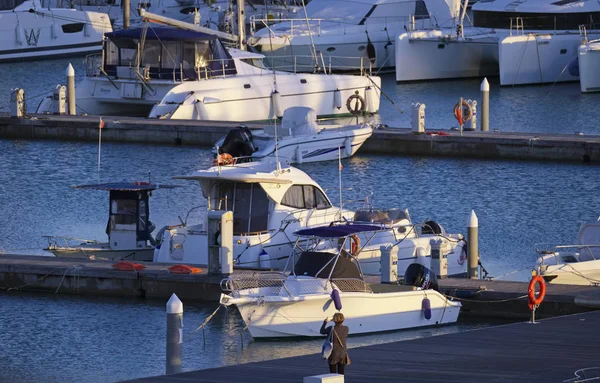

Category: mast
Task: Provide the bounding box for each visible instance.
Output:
[237,0,246,50]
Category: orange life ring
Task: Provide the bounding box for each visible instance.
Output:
[350,234,361,255]
[214,153,234,166]
[453,100,472,124]
[527,275,546,309]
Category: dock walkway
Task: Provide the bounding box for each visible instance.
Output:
[1,113,600,163]
[128,310,600,383]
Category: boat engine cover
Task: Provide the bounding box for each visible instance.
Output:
[404,263,439,292]
[219,126,257,158]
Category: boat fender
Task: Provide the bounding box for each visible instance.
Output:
[422,297,432,320]
[364,86,374,114]
[295,146,303,164]
[51,23,59,39]
[331,288,342,311]
[344,138,352,157]
[366,35,376,64]
[112,261,146,271]
[271,90,283,118]
[194,99,209,120]
[84,22,91,37]
[528,275,546,310]
[334,88,342,110]
[15,24,24,46]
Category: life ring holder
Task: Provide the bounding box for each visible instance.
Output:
[346,92,366,115]
[527,275,546,310]
[350,234,361,255]
[453,100,472,123]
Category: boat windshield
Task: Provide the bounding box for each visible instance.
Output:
[294,251,362,279]
[206,181,270,235]
[306,0,429,24]
[0,0,26,10]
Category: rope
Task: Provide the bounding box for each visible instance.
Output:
[192,305,222,333]
[1,266,73,292]
[445,292,529,304]
[366,75,403,114]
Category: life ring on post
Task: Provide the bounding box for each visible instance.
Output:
[346,93,366,115]
[453,100,472,124]
[527,275,546,310]
[350,234,361,255]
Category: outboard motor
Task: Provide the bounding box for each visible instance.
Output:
[404,263,439,292]
[218,126,257,158]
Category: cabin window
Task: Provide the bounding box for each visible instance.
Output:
[211,181,269,234]
[110,199,137,225]
[142,40,161,69]
[0,0,26,11]
[161,41,183,69]
[62,23,85,34]
[473,10,600,30]
[282,185,332,209]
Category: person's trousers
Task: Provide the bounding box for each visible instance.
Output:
[329,363,345,375]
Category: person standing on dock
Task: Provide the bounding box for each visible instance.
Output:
[320,313,350,375]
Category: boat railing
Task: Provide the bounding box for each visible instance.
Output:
[536,243,600,265]
[42,235,101,250]
[85,54,103,77]
[261,54,373,75]
[221,271,286,294]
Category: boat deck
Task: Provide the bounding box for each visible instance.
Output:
[127,309,600,383]
[1,113,600,163]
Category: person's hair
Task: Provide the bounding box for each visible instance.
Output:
[333,313,345,324]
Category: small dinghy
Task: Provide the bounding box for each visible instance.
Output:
[219,223,461,338]
[213,107,374,164]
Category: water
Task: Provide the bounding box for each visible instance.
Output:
[1,58,600,381]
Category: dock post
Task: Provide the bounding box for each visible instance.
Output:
[481,78,489,132]
[67,64,76,116]
[468,210,479,279]
[123,0,130,29]
[166,293,183,375]
[221,211,233,275]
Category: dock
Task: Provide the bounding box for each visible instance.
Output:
[1,254,599,320]
[1,113,600,163]
[127,309,600,383]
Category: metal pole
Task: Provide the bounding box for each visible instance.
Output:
[236,0,246,50]
[123,0,130,29]
[459,96,463,136]
[67,63,76,116]
[481,78,490,132]
[166,293,183,375]
[468,210,479,279]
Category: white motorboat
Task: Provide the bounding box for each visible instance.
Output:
[0,0,111,62]
[44,182,175,261]
[219,224,461,338]
[536,219,600,286]
[395,0,600,85]
[213,107,374,164]
[35,23,381,120]
[578,39,600,92]
[153,159,468,279]
[248,0,459,72]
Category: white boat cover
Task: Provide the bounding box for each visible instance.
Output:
[282,107,320,136]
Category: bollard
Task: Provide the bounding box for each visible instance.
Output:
[10,88,24,118]
[166,293,183,375]
[411,103,426,133]
[66,63,76,115]
[468,210,479,279]
[481,78,489,132]
[123,0,130,29]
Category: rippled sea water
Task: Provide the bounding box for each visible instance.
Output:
[1,57,600,382]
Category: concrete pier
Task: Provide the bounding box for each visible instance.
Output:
[1,113,600,163]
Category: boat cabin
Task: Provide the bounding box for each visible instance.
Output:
[102,27,236,82]
[71,182,175,250]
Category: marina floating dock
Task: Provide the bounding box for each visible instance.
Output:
[1,254,599,320]
[128,310,600,383]
[1,113,600,163]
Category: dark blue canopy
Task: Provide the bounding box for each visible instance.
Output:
[294,223,385,238]
[105,27,217,42]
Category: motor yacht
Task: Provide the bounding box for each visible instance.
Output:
[219,224,462,338]
[213,107,374,164]
[395,0,600,85]
[249,0,459,72]
[536,219,600,286]
[35,24,381,120]
[0,0,111,62]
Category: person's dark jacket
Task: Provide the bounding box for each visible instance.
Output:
[320,320,349,365]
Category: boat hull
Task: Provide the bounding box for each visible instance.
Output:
[579,42,600,92]
[539,261,600,286]
[222,289,461,338]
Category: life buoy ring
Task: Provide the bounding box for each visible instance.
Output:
[350,234,361,255]
[527,275,546,310]
[453,100,472,125]
[346,93,366,115]
[214,153,234,166]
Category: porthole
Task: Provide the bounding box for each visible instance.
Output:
[326,47,336,52]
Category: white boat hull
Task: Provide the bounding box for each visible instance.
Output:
[578,41,600,92]
[222,288,461,338]
[539,261,600,286]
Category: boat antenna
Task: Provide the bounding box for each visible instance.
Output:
[274,118,281,171]
[338,147,343,215]
[97,117,104,183]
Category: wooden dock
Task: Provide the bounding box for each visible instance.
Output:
[128,310,600,383]
[1,254,600,320]
[1,113,600,163]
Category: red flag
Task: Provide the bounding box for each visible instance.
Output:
[99,118,105,130]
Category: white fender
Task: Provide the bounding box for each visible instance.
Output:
[84,21,91,37]
[15,24,24,46]
[344,137,352,157]
[51,23,59,39]
[364,86,374,113]
[334,88,342,110]
[194,99,209,120]
[271,90,283,118]
[295,145,303,163]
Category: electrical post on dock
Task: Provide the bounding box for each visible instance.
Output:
[66,64,76,116]
[468,210,479,279]
[166,293,183,375]
[481,78,490,132]
[207,210,234,275]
